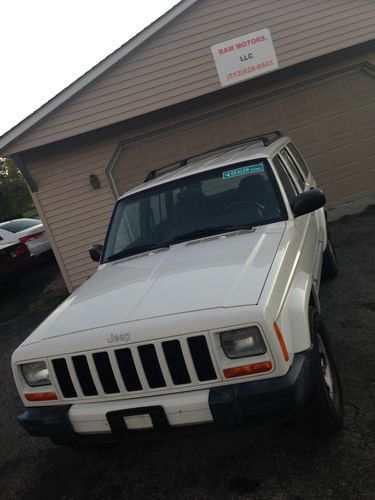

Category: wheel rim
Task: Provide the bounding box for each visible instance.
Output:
[317,334,335,401]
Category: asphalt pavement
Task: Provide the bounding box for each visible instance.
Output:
[0,207,374,500]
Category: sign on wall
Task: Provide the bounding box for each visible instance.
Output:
[211,29,279,87]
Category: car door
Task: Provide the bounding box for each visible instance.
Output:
[285,142,327,251]
[272,153,322,288]
[281,145,326,255]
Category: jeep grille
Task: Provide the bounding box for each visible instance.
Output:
[51,334,218,400]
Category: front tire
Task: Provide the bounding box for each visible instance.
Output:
[302,308,343,435]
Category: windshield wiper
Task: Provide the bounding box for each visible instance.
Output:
[106,225,253,261]
[171,225,253,244]
[106,243,170,262]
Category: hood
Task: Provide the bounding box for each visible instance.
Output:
[28,223,285,342]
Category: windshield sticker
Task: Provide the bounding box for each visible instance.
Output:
[222,164,264,179]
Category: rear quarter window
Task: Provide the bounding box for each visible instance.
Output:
[272,156,298,206]
[286,142,310,178]
[279,148,305,191]
[0,219,40,233]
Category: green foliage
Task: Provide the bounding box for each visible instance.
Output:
[0,157,34,222]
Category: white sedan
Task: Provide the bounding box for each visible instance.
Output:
[0,218,51,257]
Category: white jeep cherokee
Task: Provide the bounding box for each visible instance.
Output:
[13,131,343,446]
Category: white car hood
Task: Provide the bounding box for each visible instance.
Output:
[30,223,285,341]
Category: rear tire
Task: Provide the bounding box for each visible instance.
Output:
[302,307,343,435]
[322,234,338,280]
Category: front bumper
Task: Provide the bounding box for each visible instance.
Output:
[17,405,75,445]
[209,349,313,426]
[17,350,312,445]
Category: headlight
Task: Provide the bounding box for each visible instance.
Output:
[220,327,267,358]
[21,361,51,387]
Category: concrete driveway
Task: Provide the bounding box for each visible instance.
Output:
[0,207,374,500]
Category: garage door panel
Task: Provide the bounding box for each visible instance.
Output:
[305,153,328,177]
[330,161,362,181]
[279,89,314,120]
[114,167,146,187]
[113,145,144,172]
[115,163,148,182]
[117,144,143,163]
[322,112,352,138]
[348,90,375,108]
[313,79,346,109]
[292,144,321,164]
[352,103,375,128]
[317,182,335,203]
[179,123,218,154]
[146,133,183,164]
[109,67,375,206]
[337,172,367,199]
[362,135,375,156]
[247,102,283,130]
[346,70,375,98]
[320,131,355,151]
[215,111,252,143]
[367,167,375,189]
[115,171,149,194]
[328,143,359,169]
[286,123,320,149]
[112,149,146,187]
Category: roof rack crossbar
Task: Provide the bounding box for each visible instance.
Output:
[143,130,283,182]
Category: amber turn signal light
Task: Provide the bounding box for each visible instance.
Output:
[25,391,58,402]
[223,361,272,378]
[273,321,289,361]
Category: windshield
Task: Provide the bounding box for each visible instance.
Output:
[103,159,286,262]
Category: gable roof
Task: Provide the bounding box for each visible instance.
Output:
[2,0,375,156]
[0,0,198,154]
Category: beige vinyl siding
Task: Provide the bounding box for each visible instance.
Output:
[25,46,375,292]
[8,0,375,153]
[26,141,117,290]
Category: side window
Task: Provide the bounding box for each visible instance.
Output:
[279,148,305,190]
[287,142,310,178]
[272,156,297,206]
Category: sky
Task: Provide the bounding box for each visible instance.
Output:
[0,0,181,137]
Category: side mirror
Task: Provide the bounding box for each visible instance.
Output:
[89,244,103,262]
[292,189,325,217]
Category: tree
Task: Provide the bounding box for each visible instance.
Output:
[0,157,34,222]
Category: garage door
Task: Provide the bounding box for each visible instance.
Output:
[108,67,375,206]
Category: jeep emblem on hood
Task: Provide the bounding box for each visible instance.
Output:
[108,333,131,343]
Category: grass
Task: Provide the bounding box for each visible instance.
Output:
[26,288,69,315]
[22,207,38,218]
[25,272,69,316]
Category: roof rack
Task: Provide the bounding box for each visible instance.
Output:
[144,130,283,182]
